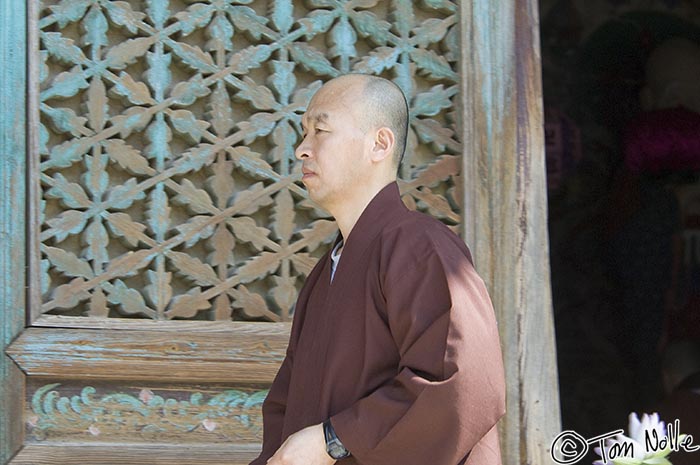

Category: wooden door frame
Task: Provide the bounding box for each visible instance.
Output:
[460,0,561,463]
[1,0,28,461]
[1,0,560,463]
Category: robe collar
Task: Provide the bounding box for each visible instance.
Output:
[332,181,407,260]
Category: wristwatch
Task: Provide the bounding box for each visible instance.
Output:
[323,418,351,459]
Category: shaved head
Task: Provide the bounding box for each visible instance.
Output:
[320,74,409,169]
[360,76,409,169]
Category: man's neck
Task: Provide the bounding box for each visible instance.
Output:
[330,179,395,241]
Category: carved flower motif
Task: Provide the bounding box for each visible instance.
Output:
[202,419,217,432]
[26,415,39,428]
[139,388,154,403]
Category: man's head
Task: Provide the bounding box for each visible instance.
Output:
[295,74,409,213]
[361,76,409,167]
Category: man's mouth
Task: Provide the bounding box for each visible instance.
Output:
[302,168,316,179]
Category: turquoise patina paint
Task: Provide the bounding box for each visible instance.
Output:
[0,0,27,461]
[34,0,463,322]
[29,384,268,441]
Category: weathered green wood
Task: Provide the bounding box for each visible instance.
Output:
[25,382,266,444]
[0,0,28,462]
[460,0,561,463]
[11,444,261,465]
[35,0,463,322]
[7,324,289,383]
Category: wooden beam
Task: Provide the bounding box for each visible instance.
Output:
[11,443,261,465]
[32,315,288,333]
[460,0,561,463]
[26,0,41,326]
[7,325,290,384]
[0,0,27,462]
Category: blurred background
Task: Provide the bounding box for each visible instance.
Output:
[539,0,700,462]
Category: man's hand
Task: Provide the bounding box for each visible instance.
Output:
[267,423,336,465]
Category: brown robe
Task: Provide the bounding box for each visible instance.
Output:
[250,182,506,465]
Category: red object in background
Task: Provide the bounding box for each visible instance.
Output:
[623,106,700,344]
[624,107,700,174]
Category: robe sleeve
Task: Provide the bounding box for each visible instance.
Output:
[248,245,333,465]
[330,235,506,465]
[249,252,326,465]
[248,351,292,465]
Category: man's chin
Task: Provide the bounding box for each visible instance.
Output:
[304,186,330,209]
[302,177,321,193]
[306,189,322,204]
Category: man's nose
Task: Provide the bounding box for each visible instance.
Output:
[295,139,311,160]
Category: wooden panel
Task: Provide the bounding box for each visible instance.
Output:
[0,0,28,462]
[24,381,265,444]
[27,0,44,328]
[32,314,282,332]
[11,444,260,465]
[33,0,464,323]
[7,324,289,383]
[460,0,561,464]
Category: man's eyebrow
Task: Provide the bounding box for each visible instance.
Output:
[303,112,329,126]
[313,113,329,124]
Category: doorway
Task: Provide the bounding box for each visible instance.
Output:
[541,0,700,462]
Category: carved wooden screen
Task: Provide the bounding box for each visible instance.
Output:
[35,0,462,323]
[9,0,463,463]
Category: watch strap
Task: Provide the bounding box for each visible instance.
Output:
[323,418,351,459]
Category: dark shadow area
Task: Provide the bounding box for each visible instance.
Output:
[540,1,700,463]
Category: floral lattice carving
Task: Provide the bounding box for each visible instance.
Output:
[37,0,462,321]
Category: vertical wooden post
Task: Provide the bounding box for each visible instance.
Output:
[0,0,27,462]
[460,0,561,463]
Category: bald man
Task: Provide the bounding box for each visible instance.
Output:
[249,74,506,465]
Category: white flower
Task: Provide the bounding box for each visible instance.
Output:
[593,413,673,465]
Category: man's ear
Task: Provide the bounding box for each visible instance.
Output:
[371,127,395,163]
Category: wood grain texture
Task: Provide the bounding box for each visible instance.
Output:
[33,315,287,333]
[0,0,28,462]
[25,381,265,444]
[7,325,290,383]
[10,443,261,465]
[27,0,42,326]
[460,0,561,464]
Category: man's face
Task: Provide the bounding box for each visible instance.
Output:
[295,81,371,210]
